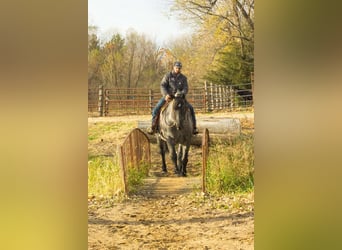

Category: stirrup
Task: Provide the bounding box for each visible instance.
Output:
[193,128,199,135]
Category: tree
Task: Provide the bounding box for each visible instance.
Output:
[88,26,102,88]
[100,34,126,88]
[206,43,253,85]
[172,0,254,85]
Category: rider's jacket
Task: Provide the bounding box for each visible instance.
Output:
[160,71,188,97]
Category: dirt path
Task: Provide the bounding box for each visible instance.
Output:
[88,113,254,249]
[88,175,254,250]
[88,170,254,249]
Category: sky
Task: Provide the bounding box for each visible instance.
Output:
[88,0,193,46]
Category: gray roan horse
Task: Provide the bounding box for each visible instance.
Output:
[157,91,193,176]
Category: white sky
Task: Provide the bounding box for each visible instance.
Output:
[88,0,193,46]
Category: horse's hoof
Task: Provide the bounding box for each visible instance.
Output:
[174,169,179,174]
[162,169,168,173]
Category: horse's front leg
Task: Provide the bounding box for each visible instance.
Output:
[178,144,190,177]
[167,141,178,174]
[177,144,184,176]
[160,143,168,173]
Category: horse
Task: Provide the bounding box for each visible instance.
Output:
[156,91,194,176]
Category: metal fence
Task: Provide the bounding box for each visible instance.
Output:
[88,82,253,117]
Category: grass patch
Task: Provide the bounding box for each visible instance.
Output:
[127,162,150,194]
[88,121,136,141]
[206,133,254,194]
[88,120,153,200]
[88,155,124,198]
[88,155,150,197]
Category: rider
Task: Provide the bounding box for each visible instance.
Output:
[147,61,199,135]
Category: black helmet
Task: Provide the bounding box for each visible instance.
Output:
[174,61,182,68]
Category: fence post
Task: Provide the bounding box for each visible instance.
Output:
[118,145,128,194]
[104,89,109,117]
[251,72,254,96]
[202,128,209,193]
[219,85,222,110]
[149,89,153,113]
[98,85,104,116]
[215,84,218,110]
[204,81,208,112]
[209,82,214,111]
[229,85,234,111]
[223,85,227,110]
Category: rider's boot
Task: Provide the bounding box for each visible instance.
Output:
[147,116,158,135]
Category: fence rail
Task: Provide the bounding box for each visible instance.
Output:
[88,82,253,116]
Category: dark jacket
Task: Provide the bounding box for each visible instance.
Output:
[160,71,188,97]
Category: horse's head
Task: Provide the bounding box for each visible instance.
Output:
[172,91,187,130]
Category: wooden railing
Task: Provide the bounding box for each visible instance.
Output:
[88,82,253,116]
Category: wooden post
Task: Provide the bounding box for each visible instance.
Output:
[251,72,254,96]
[219,85,222,110]
[225,85,229,110]
[214,84,217,110]
[204,81,208,112]
[202,128,209,193]
[210,82,214,111]
[98,85,103,116]
[118,145,128,194]
[149,89,153,113]
[229,85,234,111]
[104,89,109,117]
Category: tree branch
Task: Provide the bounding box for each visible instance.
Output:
[235,0,254,30]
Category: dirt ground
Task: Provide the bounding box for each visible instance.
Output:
[88,112,254,249]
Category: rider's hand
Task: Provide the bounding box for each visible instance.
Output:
[165,94,172,102]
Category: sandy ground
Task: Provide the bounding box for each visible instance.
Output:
[88,192,254,250]
[88,112,254,249]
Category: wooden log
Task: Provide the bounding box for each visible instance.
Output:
[140,132,238,146]
[137,117,241,146]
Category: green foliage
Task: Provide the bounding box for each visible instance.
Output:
[88,34,100,51]
[206,133,254,194]
[127,162,150,193]
[206,44,254,85]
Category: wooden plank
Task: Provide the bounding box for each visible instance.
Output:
[202,128,209,193]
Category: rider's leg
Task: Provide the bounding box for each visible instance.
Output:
[147,97,166,134]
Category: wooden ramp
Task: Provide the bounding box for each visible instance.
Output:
[137,176,201,198]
